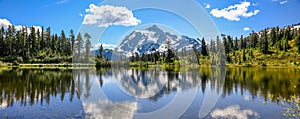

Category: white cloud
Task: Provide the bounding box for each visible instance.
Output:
[244,27,250,31]
[95,43,117,49]
[210,2,260,21]
[0,18,12,28]
[79,13,83,17]
[83,4,141,27]
[204,3,210,9]
[280,0,288,5]
[0,18,42,32]
[211,105,259,119]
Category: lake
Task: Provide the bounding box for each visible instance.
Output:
[0,67,299,119]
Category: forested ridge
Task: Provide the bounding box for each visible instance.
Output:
[218,23,300,66]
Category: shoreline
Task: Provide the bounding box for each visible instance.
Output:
[0,62,299,69]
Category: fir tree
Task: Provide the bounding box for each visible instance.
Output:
[201,37,208,56]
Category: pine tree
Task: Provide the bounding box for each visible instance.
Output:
[201,37,208,56]
[40,27,44,50]
[270,28,276,46]
[0,26,4,56]
[65,37,72,56]
[296,34,300,54]
[285,26,292,40]
[240,35,244,49]
[260,29,269,54]
[283,37,289,52]
[250,31,258,48]
[242,49,246,62]
[223,36,229,54]
[99,44,103,58]
[70,30,75,54]
[45,27,51,48]
[135,52,139,61]
[283,28,290,52]
[29,27,37,55]
[141,53,146,61]
[22,27,28,58]
[84,33,92,62]
[227,35,233,51]
[192,45,200,64]
[60,30,67,55]
[7,25,14,56]
[75,33,84,56]
[36,29,41,51]
[234,37,238,50]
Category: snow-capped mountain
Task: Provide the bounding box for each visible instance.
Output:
[116,25,201,55]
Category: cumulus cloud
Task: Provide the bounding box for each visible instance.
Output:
[211,105,259,119]
[95,43,117,49]
[210,2,260,21]
[280,0,288,5]
[83,4,141,27]
[204,3,210,9]
[0,18,42,32]
[244,27,250,31]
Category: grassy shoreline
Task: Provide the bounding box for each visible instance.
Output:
[0,62,299,69]
[0,63,96,69]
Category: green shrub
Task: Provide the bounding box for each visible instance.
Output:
[273,63,279,66]
[245,63,252,67]
[13,60,19,66]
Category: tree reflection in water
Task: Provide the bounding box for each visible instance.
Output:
[0,69,76,107]
[223,68,300,102]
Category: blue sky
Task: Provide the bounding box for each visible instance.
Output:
[0,0,299,49]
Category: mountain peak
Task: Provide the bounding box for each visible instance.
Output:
[146,25,164,34]
[117,25,201,55]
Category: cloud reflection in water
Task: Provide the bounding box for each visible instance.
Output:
[210,105,259,119]
[83,100,138,119]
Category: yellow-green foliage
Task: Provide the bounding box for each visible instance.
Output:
[221,39,300,67]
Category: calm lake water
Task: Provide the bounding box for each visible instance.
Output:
[0,67,299,119]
